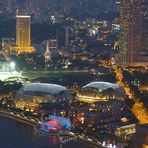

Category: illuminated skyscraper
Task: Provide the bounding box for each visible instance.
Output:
[12,15,35,54]
[141,0,148,53]
[118,0,141,67]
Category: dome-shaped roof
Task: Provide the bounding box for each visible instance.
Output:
[21,83,67,95]
[82,82,120,92]
[78,81,125,103]
[15,83,72,113]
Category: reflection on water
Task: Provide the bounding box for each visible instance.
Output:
[0,117,90,148]
[0,117,59,148]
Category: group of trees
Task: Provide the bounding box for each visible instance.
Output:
[0,80,22,94]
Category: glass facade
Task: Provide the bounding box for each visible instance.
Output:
[77,82,126,103]
[15,83,72,114]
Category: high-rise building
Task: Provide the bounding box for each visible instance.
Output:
[11,15,35,54]
[63,0,73,16]
[118,0,141,67]
[26,0,40,14]
[139,0,148,66]
[141,0,148,53]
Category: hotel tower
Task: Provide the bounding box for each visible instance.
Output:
[12,15,35,54]
[118,0,141,67]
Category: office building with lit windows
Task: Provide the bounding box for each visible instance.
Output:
[71,82,125,128]
[118,0,141,67]
[106,122,136,139]
[11,15,35,54]
[140,0,148,65]
[141,0,148,52]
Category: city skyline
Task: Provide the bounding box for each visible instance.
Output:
[0,0,147,148]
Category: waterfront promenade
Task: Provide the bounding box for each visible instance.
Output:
[0,109,103,148]
[0,110,38,126]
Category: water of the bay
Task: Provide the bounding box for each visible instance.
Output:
[0,117,91,148]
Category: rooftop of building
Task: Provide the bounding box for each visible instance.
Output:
[16,15,30,18]
[82,81,121,91]
[22,83,68,95]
